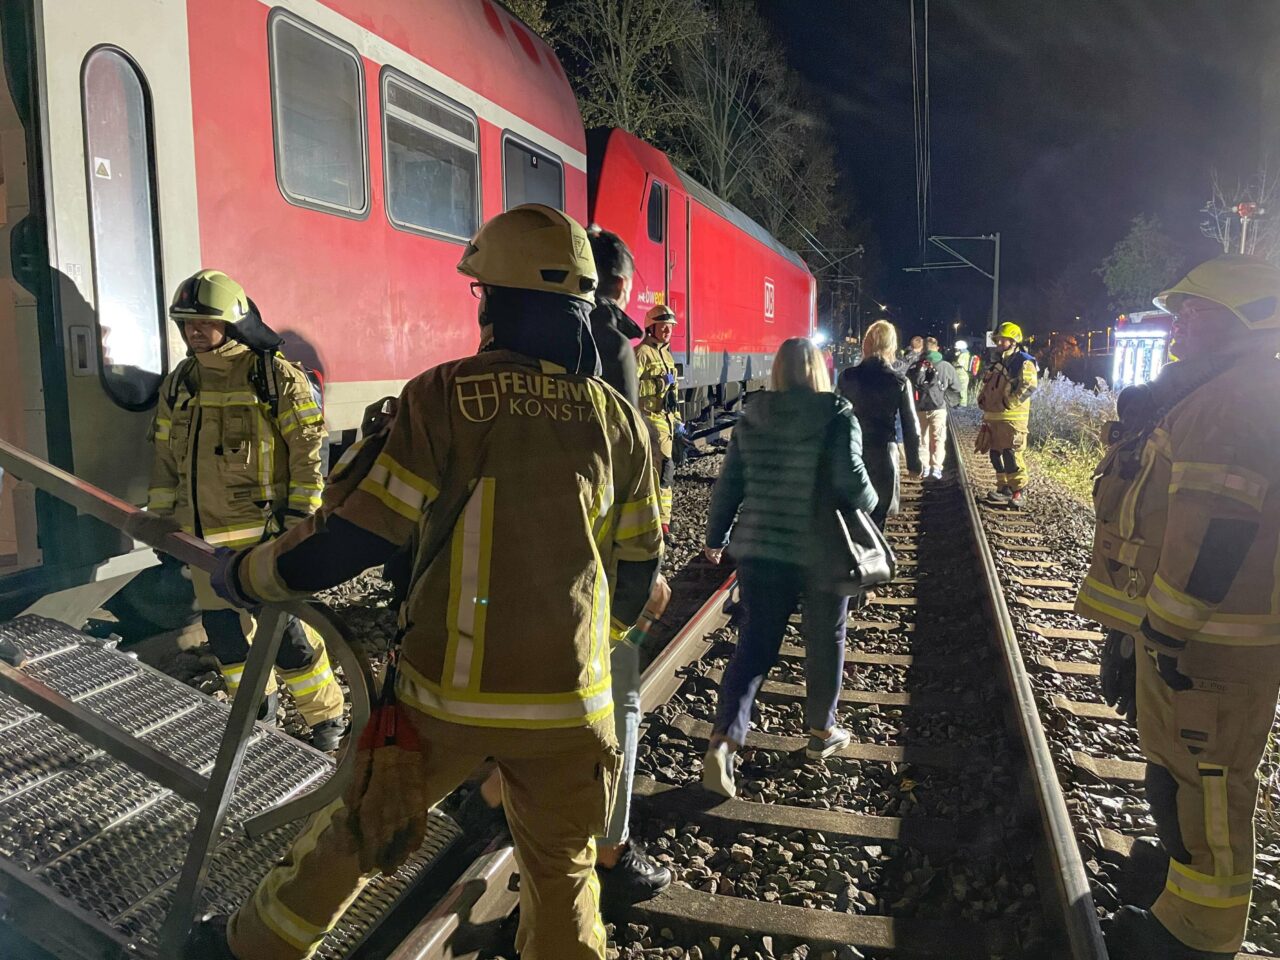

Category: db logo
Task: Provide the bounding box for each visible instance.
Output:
[764,279,775,321]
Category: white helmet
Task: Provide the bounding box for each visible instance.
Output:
[954,340,969,351]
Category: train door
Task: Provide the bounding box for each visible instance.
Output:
[665,187,689,370]
[0,0,201,603]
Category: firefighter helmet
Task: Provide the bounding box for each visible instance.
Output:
[458,204,598,303]
[954,340,969,351]
[994,321,1023,343]
[169,270,250,326]
[645,304,677,327]
[1154,254,1280,331]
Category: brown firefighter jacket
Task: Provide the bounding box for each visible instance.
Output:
[1076,349,1280,647]
[237,349,664,729]
[148,340,325,547]
[977,346,1038,429]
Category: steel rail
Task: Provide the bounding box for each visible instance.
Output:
[946,414,1108,960]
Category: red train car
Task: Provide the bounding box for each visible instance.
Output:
[0,0,814,604]
[589,129,815,406]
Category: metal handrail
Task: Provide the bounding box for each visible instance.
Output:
[0,438,373,957]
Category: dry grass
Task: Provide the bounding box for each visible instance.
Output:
[1026,375,1116,505]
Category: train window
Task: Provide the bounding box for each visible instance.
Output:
[502,135,563,210]
[81,47,165,410]
[647,182,665,243]
[382,71,479,241]
[269,13,368,217]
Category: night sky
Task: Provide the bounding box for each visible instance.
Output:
[762,0,1280,340]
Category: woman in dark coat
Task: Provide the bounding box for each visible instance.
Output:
[837,320,922,529]
[701,337,878,797]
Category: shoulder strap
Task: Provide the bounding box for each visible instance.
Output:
[166,357,198,408]
[250,350,282,417]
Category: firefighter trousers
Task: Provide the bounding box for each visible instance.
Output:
[227,712,621,960]
[1137,637,1280,953]
[985,420,1028,493]
[645,414,675,527]
[190,568,344,726]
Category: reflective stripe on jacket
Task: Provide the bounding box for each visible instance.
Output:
[241,349,663,729]
[1076,351,1280,645]
[635,337,681,424]
[147,341,325,547]
[978,347,1037,424]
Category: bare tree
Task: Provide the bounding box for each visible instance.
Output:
[501,0,554,41]
[555,0,709,140]
[1201,164,1280,263]
[667,1,794,205]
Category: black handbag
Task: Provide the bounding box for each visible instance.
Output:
[816,416,897,593]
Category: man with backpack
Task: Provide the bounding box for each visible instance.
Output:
[147,269,345,750]
[976,321,1038,507]
[908,337,959,480]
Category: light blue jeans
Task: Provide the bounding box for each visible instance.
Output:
[601,640,642,845]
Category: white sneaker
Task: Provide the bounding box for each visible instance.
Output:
[701,741,737,798]
[930,467,943,480]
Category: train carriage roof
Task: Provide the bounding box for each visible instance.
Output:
[674,167,809,273]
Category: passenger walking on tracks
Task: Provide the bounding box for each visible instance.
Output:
[899,334,925,373]
[587,228,643,409]
[147,270,344,750]
[837,320,922,529]
[193,205,663,960]
[953,339,973,406]
[701,337,877,797]
[581,227,674,903]
[635,304,682,535]
[975,321,1037,507]
[1076,254,1280,960]
[908,336,958,480]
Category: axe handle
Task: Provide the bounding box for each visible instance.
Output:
[0,437,218,572]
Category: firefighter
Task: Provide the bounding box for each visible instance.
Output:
[148,270,344,750]
[953,339,972,406]
[635,304,682,534]
[190,204,663,960]
[1075,254,1280,960]
[975,321,1037,507]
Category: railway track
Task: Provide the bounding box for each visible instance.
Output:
[394,427,1107,960]
[952,415,1280,960]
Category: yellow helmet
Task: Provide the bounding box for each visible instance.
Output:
[1154,254,1280,331]
[457,203,598,303]
[169,269,250,326]
[645,304,677,327]
[995,321,1023,342]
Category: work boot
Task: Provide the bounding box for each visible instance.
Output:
[184,915,236,959]
[597,840,672,906]
[309,717,345,752]
[256,690,279,725]
[985,487,1011,503]
[1105,906,1234,960]
[1009,490,1025,509]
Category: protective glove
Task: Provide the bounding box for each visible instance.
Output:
[209,547,261,612]
[974,423,992,454]
[1100,630,1137,722]
[342,661,431,874]
[662,371,676,387]
[1140,619,1193,692]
